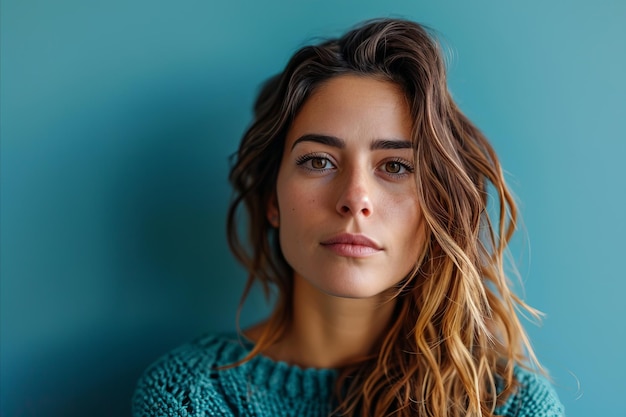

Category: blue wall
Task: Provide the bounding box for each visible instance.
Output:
[2,1,624,416]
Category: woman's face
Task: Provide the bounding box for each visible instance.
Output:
[269,75,425,299]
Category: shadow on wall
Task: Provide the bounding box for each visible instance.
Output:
[3,80,266,416]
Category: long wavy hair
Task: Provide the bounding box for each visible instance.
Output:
[227,18,543,417]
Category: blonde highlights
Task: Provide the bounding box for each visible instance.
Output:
[227,18,542,417]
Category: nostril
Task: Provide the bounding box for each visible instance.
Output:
[341,205,350,214]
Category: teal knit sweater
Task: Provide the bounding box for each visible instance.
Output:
[133,333,564,416]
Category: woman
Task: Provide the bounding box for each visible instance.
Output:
[133,18,563,416]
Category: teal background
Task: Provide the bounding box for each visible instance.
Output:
[2,1,624,416]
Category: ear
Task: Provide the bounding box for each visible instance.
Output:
[267,193,280,228]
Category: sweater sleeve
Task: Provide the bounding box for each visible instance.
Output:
[496,367,565,417]
[132,341,236,417]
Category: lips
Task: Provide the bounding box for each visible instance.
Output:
[320,233,382,258]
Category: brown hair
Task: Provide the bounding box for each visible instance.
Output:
[227,18,542,417]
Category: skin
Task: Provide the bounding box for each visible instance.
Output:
[250,75,426,368]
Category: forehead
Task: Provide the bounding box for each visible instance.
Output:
[286,75,413,145]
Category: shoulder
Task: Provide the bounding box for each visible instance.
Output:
[132,333,249,417]
[496,366,565,417]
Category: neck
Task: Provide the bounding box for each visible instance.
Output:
[263,274,398,369]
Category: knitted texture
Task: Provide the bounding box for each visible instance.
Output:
[132,333,564,417]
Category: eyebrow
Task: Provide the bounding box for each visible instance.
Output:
[291,134,413,151]
[370,139,413,150]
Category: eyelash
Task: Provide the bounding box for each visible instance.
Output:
[295,153,415,178]
[295,153,335,172]
[381,158,415,177]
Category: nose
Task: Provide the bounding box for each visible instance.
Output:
[336,168,373,217]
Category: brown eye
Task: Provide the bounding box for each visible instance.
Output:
[311,158,328,169]
[385,161,402,174]
[295,154,335,171]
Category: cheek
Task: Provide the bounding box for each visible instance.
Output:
[385,191,421,221]
[278,179,326,216]
[277,184,316,236]
[388,196,424,243]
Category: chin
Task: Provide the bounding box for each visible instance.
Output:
[293,266,404,301]
[314,277,393,300]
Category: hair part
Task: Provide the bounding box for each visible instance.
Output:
[227,17,543,417]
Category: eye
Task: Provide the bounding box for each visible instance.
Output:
[310,157,331,170]
[380,159,414,176]
[295,153,336,172]
[384,161,403,174]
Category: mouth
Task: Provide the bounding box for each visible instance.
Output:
[320,233,382,258]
